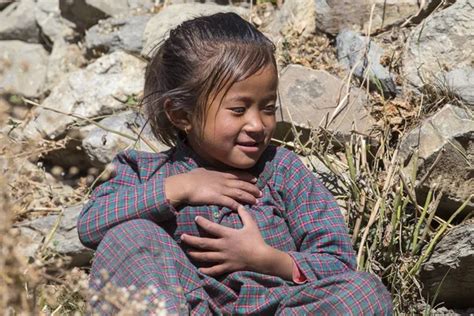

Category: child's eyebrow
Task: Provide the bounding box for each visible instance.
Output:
[227,95,277,103]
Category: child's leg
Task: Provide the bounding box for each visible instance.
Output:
[277,271,393,315]
[89,219,216,315]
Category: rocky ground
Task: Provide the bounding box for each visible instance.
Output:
[0,0,473,314]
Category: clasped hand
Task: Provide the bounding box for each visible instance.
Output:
[180,205,270,277]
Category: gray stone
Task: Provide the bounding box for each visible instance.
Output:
[45,40,86,92]
[35,0,77,43]
[420,222,474,308]
[403,0,474,89]
[22,51,146,140]
[81,110,168,167]
[275,64,372,143]
[142,3,249,57]
[0,0,40,42]
[85,15,152,55]
[267,0,442,36]
[264,0,315,37]
[15,204,94,267]
[336,29,397,97]
[399,104,474,218]
[59,0,154,31]
[0,2,14,10]
[0,41,48,98]
[441,67,474,107]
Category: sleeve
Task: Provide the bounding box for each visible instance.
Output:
[77,150,177,249]
[278,149,357,281]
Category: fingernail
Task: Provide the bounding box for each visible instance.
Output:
[252,177,257,183]
[195,216,200,221]
[259,191,263,197]
[180,234,185,240]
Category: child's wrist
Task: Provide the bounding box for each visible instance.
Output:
[164,174,188,206]
[254,245,293,281]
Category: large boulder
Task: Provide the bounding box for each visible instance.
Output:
[403,0,474,90]
[35,0,77,43]
[59,0,154,31]
[275,64,372,144]
[14,204,94,267]
[0,0,40,43]
[399,104,473,218]
[81,111,168,167]
[336,29,397,97]
[0,41,48,98]
[440,67,474,107]
[85,14,152,55]
[23,51,146,140]
[45,40,86,92]
[142,3,249,57]
[266,0,442,36]
[420,221,474,308]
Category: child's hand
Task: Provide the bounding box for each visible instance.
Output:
[165,169,262,210]
[180,205,272,276]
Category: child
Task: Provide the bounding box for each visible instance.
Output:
[78,12,392,315]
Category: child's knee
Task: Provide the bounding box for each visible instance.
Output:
[349,271,393,315]
[98,219,174,255]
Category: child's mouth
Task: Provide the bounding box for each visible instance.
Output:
[235,141,261,153]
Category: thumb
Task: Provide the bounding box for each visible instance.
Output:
[237,205,256,228]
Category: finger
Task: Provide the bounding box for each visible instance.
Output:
[224,188,258,205]
[199,264,230,277]
[237,205,257,228]
[180,234,220,251]
[215,195,241,211]
[194,216,232,237]
[229,180,261,198]
[187,251,224,263]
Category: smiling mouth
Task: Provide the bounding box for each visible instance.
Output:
[235,141,262,154]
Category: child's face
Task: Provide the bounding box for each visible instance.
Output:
[187,64,278,169]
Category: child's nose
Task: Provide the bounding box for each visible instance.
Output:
[245,113,265,133]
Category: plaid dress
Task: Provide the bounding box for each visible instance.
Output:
[78,143,392,315]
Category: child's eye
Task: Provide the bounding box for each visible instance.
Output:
[229,107,246,114]
[263,105,278,114]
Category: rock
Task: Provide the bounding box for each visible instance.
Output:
[142,3,249,57]
[45,40,86,92]
[267,0,442,36]
[15,204,94,267]
[81,111,168,167]
[420,222,474,308]
[336,29,397,97]
[0,41,48,98]
[264,0,315,37]
[59,0,154,31]
[0,0,40,42]
[275,64,372,144]
[85,14,152,55]
[441,67,474,107]
[399,104,474,218]
[35,0,77,43]
[403,0,474,89]
[0,2,14,10]
[23,51,146,140]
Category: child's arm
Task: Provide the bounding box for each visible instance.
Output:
[78,150,261,249]
[280,149,357,280]
[77,150,175,249]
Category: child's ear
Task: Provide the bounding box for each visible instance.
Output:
[164,99,192,133]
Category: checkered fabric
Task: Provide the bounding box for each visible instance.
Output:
[78,143,393,315]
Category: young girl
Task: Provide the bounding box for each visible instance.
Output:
[78,12,392,315]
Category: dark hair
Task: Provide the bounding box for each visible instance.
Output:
[143,12,276,147]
